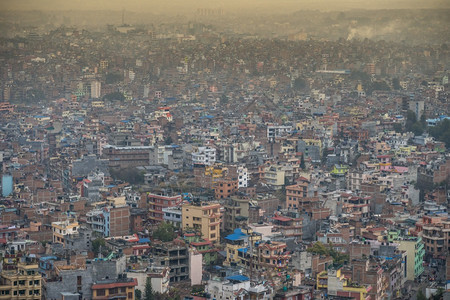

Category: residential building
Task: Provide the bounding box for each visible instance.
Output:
[102,145,152,169]
[0,261,41,299]
[151,240,189,282]
[192,146,216,166]
[143,192,182,224]
[52,219,79,245]
[182,202,221,243]
[395,236,425,281]
[91,278,137,300]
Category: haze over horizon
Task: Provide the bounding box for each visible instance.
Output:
[1,0,449,14]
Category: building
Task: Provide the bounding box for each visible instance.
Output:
[86,206,130,237]
[0,260,41,299]
[52,219,80,245]
[102,145,152,169]
[182,202,221,243]
[90,81,101,99]
[192,146,216,166]
[420,215,450,258]
[317,266,372,300]
[267,125,292,139]
[215,178,238,199]
[272,210,303,239]
[206,275,251,300]
[151,240,189,282]
[143,193,182,224]
[395,236,425,281]
[162,206,183,228]
[286,178,309,209]
[91,278,137,300]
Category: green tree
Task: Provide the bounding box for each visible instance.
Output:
[105,72,123,84]
[429,119,450,148]
[135,289,142,300]
[145,277,154,300]
[103,91,125,101]
[416,290,426,300]
[220,94,229,105]
[164,136,173,145]
[92,238,106,256]
[293,77,307,90]
[153,222,176,242]
[300,153,306,170]
[110,167,145,185]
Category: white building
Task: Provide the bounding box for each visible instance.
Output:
[267,125,292,139]
[237,166,248,188]
[192,146,216,166]
[162,206,182,228]
[206,276,251,300]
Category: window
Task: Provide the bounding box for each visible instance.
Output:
[97,289,106,296]
[128,292,133,299]
[29,281,33,286]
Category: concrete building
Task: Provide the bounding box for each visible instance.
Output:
[151,241,189,282]
[182,202,221,243]
[286,178,309,209]
[127,266,170,296]
[206,275,251,300]
[192,146,216,166]
[102,145,152,169]
[52,219,80,245]
[162,206,183,228]
[0,261,41,299]
[143,193,182,224]
[91,278,137,300]
[86,206,130,237]
[395,236,425,281]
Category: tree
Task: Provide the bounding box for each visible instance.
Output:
[145,277,154,300]
[220,94,229,105]
[153,222,176,242]
[164,136,173,145]
[300,153,306,170]
[416,290,426,300]
[92,238,106,256]
[293,77,307,90]
[110,167,144,185]
[392,77,401,90]
[103,91,125,101]
[135,289,142,300]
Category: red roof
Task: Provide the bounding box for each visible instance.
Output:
[272,215,292,222]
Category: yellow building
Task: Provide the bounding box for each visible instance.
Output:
[182,202,221,243]
[91,101,105,108]
[92,278,137,300]
[224,228,262,266]
[317,268,371,300]
[52,219,79,245]
[0,262,41,299]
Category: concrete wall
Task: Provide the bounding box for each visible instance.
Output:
[189,250,202,286]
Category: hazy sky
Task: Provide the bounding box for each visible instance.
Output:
[1,0,449,13]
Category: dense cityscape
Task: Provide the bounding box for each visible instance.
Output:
[0,3,449,300]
